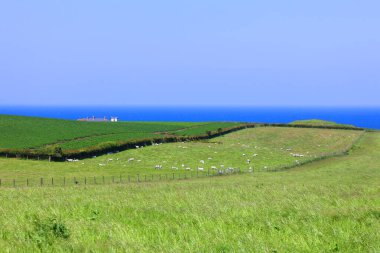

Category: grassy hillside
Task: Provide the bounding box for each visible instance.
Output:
[0,130,378,251]
[0,115,241,152]
[0,127,362,186]
[290,119,356,128]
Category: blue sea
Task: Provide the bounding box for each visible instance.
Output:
[0,106,379,129]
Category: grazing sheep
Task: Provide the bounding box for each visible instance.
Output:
[208,157,212,160]
[98,163,105,166]
[128,158,135,162]
[155,165,163,170]
[253,154,258,157]
[242,154,246,156]
[247,159,251,164]
[171,166,178,170]
[135,145,140,149]
[198,167,204,171]
[226,167,234,173]
[185,167,191,171]
[200,160,205,164]
[211,166,217,170]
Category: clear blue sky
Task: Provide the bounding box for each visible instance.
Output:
[0,1,379,106]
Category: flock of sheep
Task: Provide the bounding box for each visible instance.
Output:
[66,140,310,173]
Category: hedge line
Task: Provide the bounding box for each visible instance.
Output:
[0,124,252,161]
[0,122,365,161]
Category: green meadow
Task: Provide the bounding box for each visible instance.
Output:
[0,127,361,187]
[0,115,241,152]
[0,118,378,252]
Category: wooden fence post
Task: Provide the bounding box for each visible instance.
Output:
[172,173,175,180]
[112,176,115,183]
[27,178,29,187]
[137,174,140,182]
[13,179,16,187]
[64,177,66,186]
[85,177,87,185]
[40,178,43,187]
[51,177,54,186]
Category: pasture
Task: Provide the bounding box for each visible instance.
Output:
[0,115,241,152]
[0,129,378,252]
[0,127,362,187]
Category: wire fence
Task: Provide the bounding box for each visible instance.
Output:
[0,168,252,188]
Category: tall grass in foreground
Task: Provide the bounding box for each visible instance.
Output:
[0,132,379,252]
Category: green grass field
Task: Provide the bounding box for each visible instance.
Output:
[0,127,362,187]
[290,119,356,128]
[0,127,378,251]
[0,115,241,152]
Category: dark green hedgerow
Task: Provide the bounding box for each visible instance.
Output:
[0,124,251,160]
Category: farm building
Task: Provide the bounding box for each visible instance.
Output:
[77,116,119,122]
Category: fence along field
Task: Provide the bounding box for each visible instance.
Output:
[0,127,364,187]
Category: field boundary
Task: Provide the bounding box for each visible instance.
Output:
[0,124,251,161]
[0,122,366,161]
[265,130,366,172]
[0,131,366,188]
[0,168,243,188]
